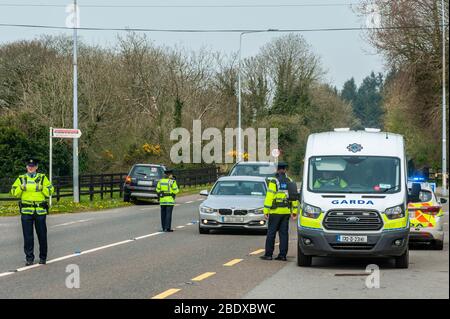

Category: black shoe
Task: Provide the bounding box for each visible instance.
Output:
[274,256,287,261]
[259,255,273,261]
[166,229,174,232]
[39,259,46,265]
[25,260,34,266]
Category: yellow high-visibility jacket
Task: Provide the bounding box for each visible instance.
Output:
[263,176,299,215]
[156,177,179,206]
[10,173,54,215]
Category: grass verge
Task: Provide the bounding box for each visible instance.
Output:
[0,184,212,217]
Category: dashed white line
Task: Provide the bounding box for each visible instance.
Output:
[185,201,194,204]
[176,226,185,229]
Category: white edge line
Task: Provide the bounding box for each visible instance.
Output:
[0,272,16,278]
[135,232,164,240]
[1,232,165,277]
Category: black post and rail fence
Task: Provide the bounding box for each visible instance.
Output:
[0,166,223,203]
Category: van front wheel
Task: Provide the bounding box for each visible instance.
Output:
[297,242,312,267]
[395,248,409,269]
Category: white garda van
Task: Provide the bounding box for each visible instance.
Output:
[298,128,412,268]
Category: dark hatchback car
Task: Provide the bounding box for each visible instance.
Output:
[123,164,166,202]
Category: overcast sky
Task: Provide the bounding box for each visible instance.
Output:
[0,0,385,89]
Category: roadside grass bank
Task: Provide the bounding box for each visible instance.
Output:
[0,184,212,217]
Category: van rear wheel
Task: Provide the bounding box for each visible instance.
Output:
[297,242,312,267]
[395,247,409,269]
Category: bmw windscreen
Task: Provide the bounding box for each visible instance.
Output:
[210,181,266,196]
[308,156,401,194]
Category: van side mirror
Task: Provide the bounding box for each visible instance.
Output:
[199,190,209,196]
[440,197,448,204]
[408,183,421,203]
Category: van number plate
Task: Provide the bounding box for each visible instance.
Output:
[337,235,367,243]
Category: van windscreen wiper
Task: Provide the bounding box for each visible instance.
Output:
[382,185,400,192]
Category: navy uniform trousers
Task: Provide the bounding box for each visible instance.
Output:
[265,214,290,258]
[160,205,174,231]
[21,213,48,262]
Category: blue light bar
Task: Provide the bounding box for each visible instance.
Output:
[408,176,425,182]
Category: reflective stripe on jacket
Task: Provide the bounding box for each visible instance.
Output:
[263,176,299,215]
[10,173,54,215]
[156,178,179,206]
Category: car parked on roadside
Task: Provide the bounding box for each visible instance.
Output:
[408,181,447,250]
[123,164,166,203]
[198,176,268,234]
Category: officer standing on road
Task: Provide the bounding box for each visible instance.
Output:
[10,158,54,266]
[260,162,299,261]
[156,168,179,232]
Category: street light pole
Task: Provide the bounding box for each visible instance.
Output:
[237,30,278,162]
[441,0,448,196]
[237,32,245,163]
[72,0,79,203]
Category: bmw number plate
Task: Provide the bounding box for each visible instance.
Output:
[337,235,367,243]
[138,181,152,186]
[222,216,245,223]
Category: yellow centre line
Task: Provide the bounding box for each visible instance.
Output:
[151,288,181,299]
[223,259,243,267]
[191,272,216,281]
[249,249,265,255]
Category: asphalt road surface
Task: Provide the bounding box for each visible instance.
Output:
[0,195,448,299]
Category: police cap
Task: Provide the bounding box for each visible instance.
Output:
[25,158,39,167]
[277,162,288,170]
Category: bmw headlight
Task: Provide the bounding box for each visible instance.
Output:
[200,206,217,214]
[302,203,322,219]
[249,208,264,215]
[384,205,405,220]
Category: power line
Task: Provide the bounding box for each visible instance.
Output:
[0,2,362,8]
[0,23,447,33]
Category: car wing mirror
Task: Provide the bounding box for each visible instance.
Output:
[200,190,209,196]
[408,183,421,203]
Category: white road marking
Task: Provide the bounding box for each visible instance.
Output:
[134,232,164,240]
[51,219,91,228]
[186,223,193,226]
[185,201,194,204]
[0,231,165,278]
[176,226,185,229]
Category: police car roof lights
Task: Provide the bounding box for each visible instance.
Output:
[364,128,381,133]
[334,128,350,132]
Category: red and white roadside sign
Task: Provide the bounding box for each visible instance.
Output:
[52,128,82,139]
[271,148,281,158]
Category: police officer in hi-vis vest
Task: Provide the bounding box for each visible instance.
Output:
[156,168,179,232]
[260,162,299,261]
[10,158,54,266]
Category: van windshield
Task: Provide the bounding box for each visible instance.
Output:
[308,156,401,194]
